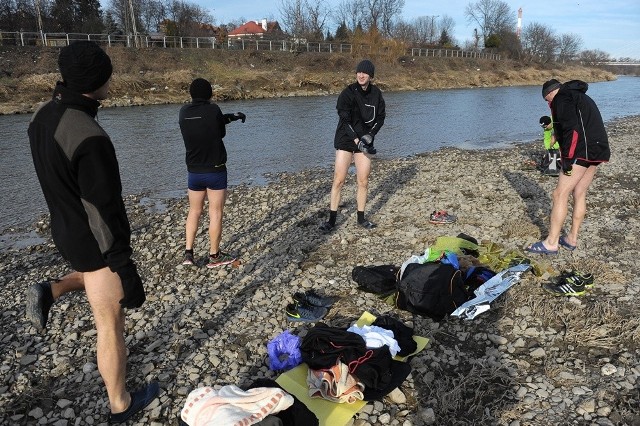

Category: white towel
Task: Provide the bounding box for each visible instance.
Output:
[181,385,294,426]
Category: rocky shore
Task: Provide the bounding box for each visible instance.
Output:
[1,116,638,425]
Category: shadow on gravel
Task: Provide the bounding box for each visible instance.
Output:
[503,171,551,234]
[133,162,422,418]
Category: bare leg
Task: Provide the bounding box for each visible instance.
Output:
[185,189,205,250]
[50,271,84,300]
[565,166,597,247]
[353,152,372,213]
[206,188,226,255]
[330,150,353,211]
[543,165,589,250]
[83,267,130,414]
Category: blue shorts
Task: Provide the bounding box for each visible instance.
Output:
[188,171,228,191]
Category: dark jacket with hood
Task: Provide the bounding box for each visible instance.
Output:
[549,80,610,165]
[179,99,227,173]
[28,83,136,274]
[334,82,386,152]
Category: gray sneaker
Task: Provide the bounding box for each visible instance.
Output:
[206,252,236,268]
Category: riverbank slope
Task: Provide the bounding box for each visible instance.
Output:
[0,46,616,114]
[1,114,638,425]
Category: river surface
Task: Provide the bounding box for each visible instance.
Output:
[1,76,639,247]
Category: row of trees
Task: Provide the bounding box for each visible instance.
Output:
[0,0,621,63]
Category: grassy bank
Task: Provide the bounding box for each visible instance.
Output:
[0,46,616,115]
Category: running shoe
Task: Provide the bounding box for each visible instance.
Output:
[542,280,586,297]
[319,222,335,232]
[429,210,457,224]
[559,270,594,289]
[358,220,377,229]
[182,251,195,266]
[206,252,236,268]
[285,302,327,322]
[292,289,339,308]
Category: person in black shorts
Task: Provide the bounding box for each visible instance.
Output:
[26,41,158,424]
[319,59,386,232]
[526,79,610,255]
[178,78,246,267]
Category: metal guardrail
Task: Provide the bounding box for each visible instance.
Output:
[0,31,500,60]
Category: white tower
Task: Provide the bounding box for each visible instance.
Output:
[516,7,522,39]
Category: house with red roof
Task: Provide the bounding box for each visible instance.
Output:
[227,19,283,39]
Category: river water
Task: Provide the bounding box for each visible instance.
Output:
[1,76,639,246]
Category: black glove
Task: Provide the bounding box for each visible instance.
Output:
[224,112,246,123]
[562,160,573,176]
[357,134,376,155]
[116,261,145,309]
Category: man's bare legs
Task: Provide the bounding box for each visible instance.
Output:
[185,189,206,251]
[329,150,354,211]
[353,152,371,213]
[541,164,596,250]
[84,267,129,414]
[206,188,226,255]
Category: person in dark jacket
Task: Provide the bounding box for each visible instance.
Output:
[26,41,158,423]
[178,78,245,267]
[526,79,610,257]
[319,59,386,232]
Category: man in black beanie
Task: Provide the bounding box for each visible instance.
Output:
[27,40,158,423]
[178,77,246,267]
[320,59,385,232]
[526,79,610,275]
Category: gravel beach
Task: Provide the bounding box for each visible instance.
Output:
[1,115,638,426]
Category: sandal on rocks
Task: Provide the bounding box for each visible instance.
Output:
[525,241,558,255]
[559,235,576,251]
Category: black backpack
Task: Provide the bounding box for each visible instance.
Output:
[351,265,400,297]
[396,262,468,321]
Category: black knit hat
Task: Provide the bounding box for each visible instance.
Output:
[539,115,551,126]
[356,59,375,78]
[58,41,112,94]
[189,78,212,100]
[542,79,562,98]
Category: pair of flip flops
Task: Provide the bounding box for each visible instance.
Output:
[526,236,576,255]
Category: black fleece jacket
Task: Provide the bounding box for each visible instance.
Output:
[28,83,135,273]
[550,80,610,164]
[178,99,228,172]
[334,82,386,151]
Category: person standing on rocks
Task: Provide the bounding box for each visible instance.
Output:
[26,41,159,424]
[178,78,246,267]
[526,79,610,259]
[319,59,386,232]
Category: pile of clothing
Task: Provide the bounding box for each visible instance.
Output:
[301,317,417,403]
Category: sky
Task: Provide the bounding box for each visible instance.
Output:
[201,0,640,59]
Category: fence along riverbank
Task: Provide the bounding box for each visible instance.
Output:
[0,30,501,60]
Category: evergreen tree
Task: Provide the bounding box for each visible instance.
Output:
[334,20,350,41]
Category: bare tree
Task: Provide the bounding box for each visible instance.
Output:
[333,0,362,33]
[580,49,610,66]
[359,0,404,36]
[520,22,557,63]
[391,18,415,43]
[279,0,329,40]
[464,0,514,47]
[557,33,582,63]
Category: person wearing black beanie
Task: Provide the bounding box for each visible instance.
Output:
[178,78,246,268]
[27,40,159,423]
[526,78,610,271]
[58,40,113,95]
[319,59,386,232]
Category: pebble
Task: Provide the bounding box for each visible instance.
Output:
[1,117,639,425]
